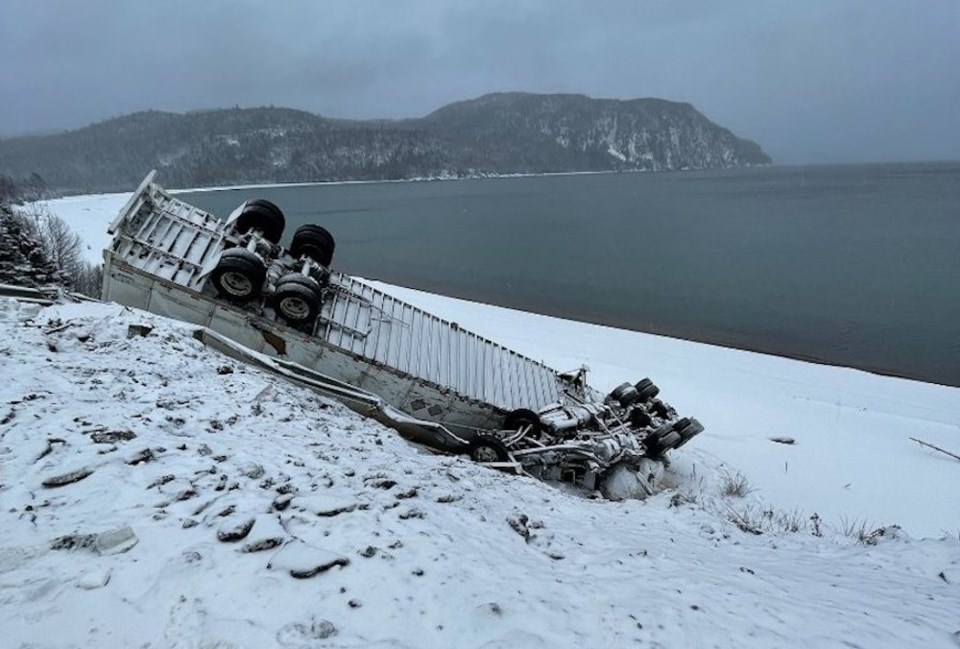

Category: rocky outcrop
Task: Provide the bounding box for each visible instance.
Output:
[422,92,770,173]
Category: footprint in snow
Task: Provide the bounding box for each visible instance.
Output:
[162,595,206,649]
[276,617,337,645]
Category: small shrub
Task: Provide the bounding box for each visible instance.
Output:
[726,506,763,535]
[719,470,755,498]
[839,515,867,541]
[838,516,897,545]
[761,507,804,533]
[810,513,823,537]
[726,504,808,536]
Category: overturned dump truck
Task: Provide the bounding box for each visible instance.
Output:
[102,171,703,498]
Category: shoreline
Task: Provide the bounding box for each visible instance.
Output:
[49,158,960,198]
[42,168,639,199]
[362,276,959,390]
[170,168,628,194]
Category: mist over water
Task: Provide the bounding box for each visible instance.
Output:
[182,162,960,387]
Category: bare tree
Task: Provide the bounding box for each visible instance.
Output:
[14,203,101,297]
[71,262,103,298]
[37,210,84,281]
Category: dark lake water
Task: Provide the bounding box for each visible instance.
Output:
[181,162,960,387]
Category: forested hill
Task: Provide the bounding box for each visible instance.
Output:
[0,93,771,194]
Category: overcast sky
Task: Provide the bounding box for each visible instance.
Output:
[2,0,957,164]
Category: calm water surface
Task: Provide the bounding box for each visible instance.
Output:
[182,162,960,387]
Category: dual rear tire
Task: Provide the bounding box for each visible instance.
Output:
[634,378,660,402]
[270,274,324,325]
[210,249,267,301]
[609,378,660,408]
[210,256,325,326]
[265,224,335,325]
[290,225,336,267]
[235,199,286,244]
[212,199,286,301]
[215,200,333,326]
[644,428,682,456]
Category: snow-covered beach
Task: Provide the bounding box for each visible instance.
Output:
[2,191,957,648]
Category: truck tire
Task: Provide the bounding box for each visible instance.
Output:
[247,199,284,221]
[270,280,323,325]
[674,418,704,448]
[634,378,660,402]
[210,249,267,301]
[504,408,542,438]
[645,430,681,456]
[467,435,510,463]
[236,203,285,244]
[290,224,336,267]
[273,272,324,292]
[610,382,640,407]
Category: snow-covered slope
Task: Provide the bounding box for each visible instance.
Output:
[30,190,960,536]
[2,300,958,649]
[28,192,131,265]
[368,282,960,539]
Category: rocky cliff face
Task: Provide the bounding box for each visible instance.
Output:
[0,93,770,193]
[422,93,769,173]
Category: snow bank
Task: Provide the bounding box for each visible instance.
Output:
[1,300,958,648]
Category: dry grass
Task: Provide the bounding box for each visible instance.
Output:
[837,516,899,545]
[726,505,806,535]
[719,470,755,498]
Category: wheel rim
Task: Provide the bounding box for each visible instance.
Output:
[220,271,254,297]
[473,446,500,462]
[278,295,311,320]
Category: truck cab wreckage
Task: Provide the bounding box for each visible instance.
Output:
[101,171,704,499]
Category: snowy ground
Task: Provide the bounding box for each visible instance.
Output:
[1,190,955,648]
[1,300,958,649]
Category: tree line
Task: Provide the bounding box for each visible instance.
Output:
[0,180,101,297]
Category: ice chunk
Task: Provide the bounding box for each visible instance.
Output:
[77,569,111,590]
[95,526,138,555]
